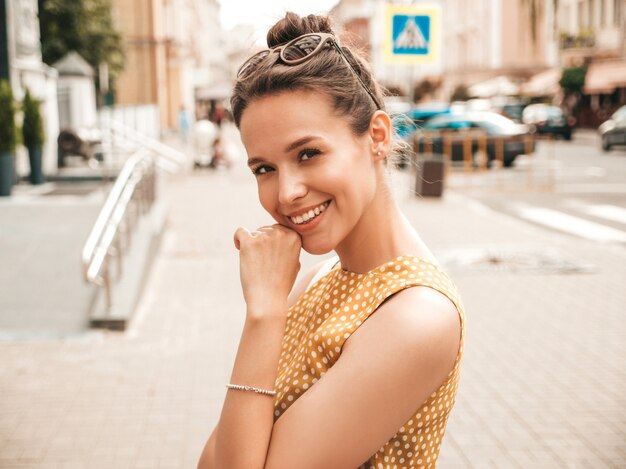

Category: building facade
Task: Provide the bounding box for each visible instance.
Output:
[557,0,626,126]
[330,0,444,96]
[0,0,59,175]
[111,0,225,130]
[440,0,559,99]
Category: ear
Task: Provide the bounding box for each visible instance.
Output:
[369,110,392,160]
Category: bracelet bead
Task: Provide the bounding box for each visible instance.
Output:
[226,383,276,396]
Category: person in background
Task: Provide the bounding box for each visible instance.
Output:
[198,12,466,469]
[178,106,191,143]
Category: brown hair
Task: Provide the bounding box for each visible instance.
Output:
[231,12,386,137]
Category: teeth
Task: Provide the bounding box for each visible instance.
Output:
[289,201,330,225]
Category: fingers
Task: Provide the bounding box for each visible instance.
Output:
[234,224,302,250]
[233,227,251,250]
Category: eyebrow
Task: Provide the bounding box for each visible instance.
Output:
[247,135,322,167]
[247,157,264,168]
[284,135,320,153]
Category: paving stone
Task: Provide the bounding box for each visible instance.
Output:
[1,154,625,468]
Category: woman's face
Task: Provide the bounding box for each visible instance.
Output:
[239,90,379,254]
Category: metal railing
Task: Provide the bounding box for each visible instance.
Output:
[412,129,557,191]
[81,149,157,314]
[99,116,188,173]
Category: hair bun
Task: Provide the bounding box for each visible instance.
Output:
[267,12,334,48]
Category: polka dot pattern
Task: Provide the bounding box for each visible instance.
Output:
[273,255,466,469]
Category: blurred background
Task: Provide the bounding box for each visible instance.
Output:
[0,0,625,468]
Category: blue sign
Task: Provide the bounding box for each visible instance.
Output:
[391,15,430,56]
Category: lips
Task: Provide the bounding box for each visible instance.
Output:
[287,201,331,225]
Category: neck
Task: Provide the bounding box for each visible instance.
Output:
[334,172,425,273]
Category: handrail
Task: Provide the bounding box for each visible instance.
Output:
[81,148,157,313]
[101,117,187,172]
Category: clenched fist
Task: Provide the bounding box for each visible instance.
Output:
[234,224,302,319]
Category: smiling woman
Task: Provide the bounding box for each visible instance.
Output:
[198,12,466,469]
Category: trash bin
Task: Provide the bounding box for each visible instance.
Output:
[415,153,445,197]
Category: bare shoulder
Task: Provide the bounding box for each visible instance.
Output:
[266,285,462,468]
[344,285,461,370]
[287,257,336,308]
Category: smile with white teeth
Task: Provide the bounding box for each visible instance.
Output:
[289,201,330,225]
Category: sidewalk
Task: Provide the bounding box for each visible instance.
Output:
[1,161,625,468]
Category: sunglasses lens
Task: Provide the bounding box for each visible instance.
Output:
[282,35,323,62]
[237,50,270,79]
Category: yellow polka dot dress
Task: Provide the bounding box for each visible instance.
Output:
[273,255,466,468]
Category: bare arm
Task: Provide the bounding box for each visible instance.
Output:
[264,286,461,468]
[198,225,301,469]
[197,258,332,469]
[197,427,217,469]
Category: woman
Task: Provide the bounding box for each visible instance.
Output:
[199,12,465,469]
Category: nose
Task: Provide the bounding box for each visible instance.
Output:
[277,169,307,206]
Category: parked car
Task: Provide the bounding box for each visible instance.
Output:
[522,104,573,140]
[598,105,626,151]
[500,102,527,123]
[389,102,452,168]
[410,102,452,126]
[414,112,533,167]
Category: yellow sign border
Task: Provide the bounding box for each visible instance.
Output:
[384,4,441,65]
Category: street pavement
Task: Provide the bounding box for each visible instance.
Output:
[1,127,625,468]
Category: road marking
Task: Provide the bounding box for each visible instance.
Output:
[581,204,626,225]
[584,166,607,177]
[564,200,626,225]
[516,206,626,243]
[557,183,626,194]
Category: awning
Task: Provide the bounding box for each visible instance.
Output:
[520,68,561,97]
[584,60,626,94]
[468,76,519,98]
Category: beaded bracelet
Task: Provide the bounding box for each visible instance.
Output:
[226,383,276,397]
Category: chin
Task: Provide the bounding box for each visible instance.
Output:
[301,238,336,256]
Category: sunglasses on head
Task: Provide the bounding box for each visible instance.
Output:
[237,33,382,110]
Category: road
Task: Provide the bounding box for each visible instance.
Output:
[446,132,626,246]
[0,126,624,468]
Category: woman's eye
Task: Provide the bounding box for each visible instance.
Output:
[299,148,321,161]
[252,165,273,175]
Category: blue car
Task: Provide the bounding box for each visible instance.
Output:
[414,112,533,167]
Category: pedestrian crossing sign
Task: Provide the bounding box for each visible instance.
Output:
[384,4,441,64]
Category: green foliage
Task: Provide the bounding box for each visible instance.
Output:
[38,0,125,89]
[22,89,45,148]
[450,84,470,102]
[559,67,587,94]
[0,81,18,153]
[559,29,595,49]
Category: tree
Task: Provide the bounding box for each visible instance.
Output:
[38,0,124,94]
[559,66,586,95]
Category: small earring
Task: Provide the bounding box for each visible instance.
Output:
[377,151,382,156]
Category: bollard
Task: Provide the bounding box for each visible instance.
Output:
[415,153,445,197]
[477,131,488,171]
[462,132,473,172]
